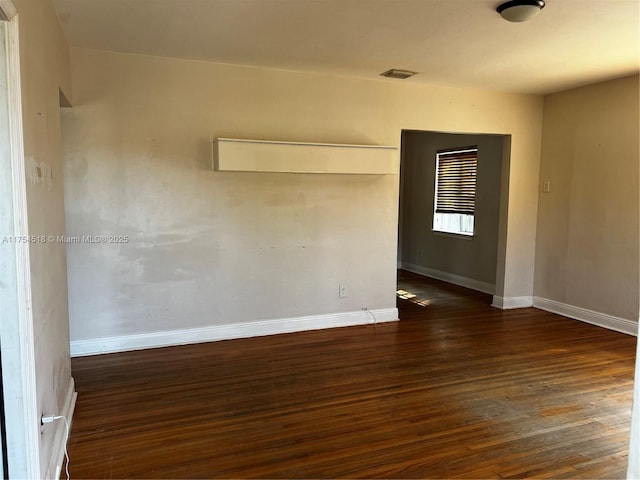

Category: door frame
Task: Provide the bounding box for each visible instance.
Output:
[0,1,41,477]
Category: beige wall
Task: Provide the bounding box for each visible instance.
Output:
[12,0,73,476]
[62,47,543,344]
[534,75,639,321]
[400,131,505,289]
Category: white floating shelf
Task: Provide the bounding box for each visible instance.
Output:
[213,138,399,174]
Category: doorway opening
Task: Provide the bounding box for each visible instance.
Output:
[396,129,511,307]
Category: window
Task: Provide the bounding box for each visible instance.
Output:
[433,146,478,236]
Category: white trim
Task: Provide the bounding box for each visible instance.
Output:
[627,325,640,476]
[431,230,474,241]
[44,380,76,480]
[0,13,41,479]
[533,297,638,337]
[400,262,495,295]
[8,14,39,477]
[491,295,534,309]
[0,0,16,21]
[71,308,399,357]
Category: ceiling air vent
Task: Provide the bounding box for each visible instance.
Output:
[380,69,417,79]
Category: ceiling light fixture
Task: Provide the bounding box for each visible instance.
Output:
[496,0,545,22]
[380,69,417,80]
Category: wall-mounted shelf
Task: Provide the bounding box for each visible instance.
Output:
[213,138,399,174]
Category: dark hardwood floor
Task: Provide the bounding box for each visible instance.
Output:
[67,270,637,479]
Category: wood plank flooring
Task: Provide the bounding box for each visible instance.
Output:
[67,270,637,478]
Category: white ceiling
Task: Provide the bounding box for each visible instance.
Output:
[52,0,640,95]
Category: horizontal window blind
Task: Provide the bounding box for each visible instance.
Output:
[435,147,478,215]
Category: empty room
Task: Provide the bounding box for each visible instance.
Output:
[0,0,639,478]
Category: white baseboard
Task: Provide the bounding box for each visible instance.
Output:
[45,378,77,480]
[400,262,495,295]
[492,295,534,309]
[70,308,399,357]
[533,297,638,337]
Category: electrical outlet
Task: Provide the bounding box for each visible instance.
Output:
[339,284,348,298]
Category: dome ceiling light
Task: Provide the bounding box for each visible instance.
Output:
[497,0,546,22]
